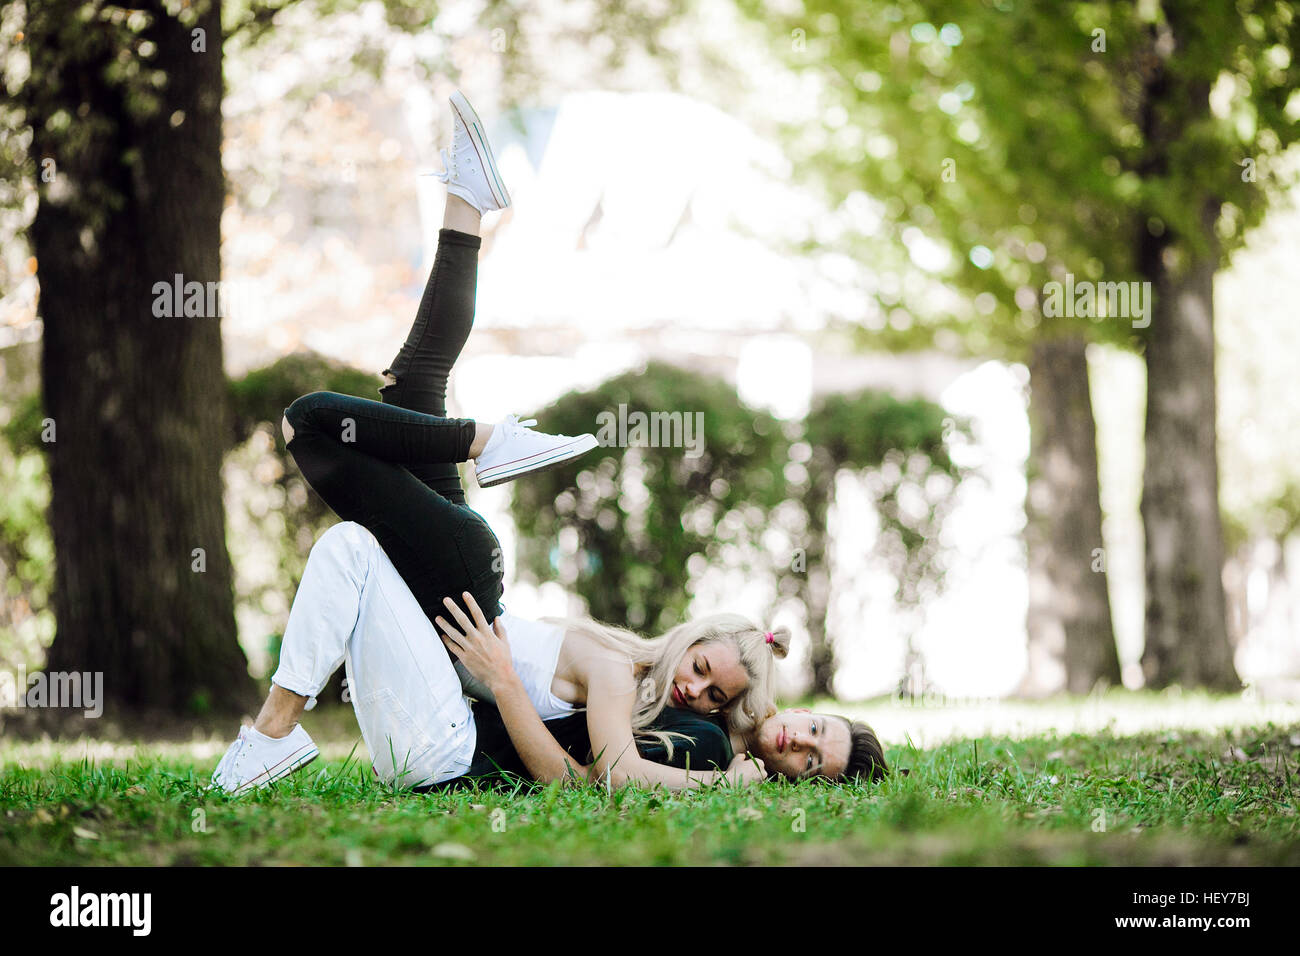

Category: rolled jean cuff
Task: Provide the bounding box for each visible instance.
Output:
[438,227,482,249]
[271,673,321,711]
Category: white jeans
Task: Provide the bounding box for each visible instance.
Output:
[271,521,476,788]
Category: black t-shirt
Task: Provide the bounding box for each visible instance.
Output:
[428,701,734,789]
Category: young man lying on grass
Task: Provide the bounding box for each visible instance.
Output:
[209,522,889,794]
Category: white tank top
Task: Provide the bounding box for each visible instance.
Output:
[454,611,580,720]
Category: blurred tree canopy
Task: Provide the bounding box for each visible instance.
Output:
[730,0,1300,690]
[510,361,791,635]
[227,351,381,451]
[510,361,969,696]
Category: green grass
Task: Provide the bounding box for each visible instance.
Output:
[3,705,1299,865]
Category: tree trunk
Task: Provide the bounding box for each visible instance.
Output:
[1138,201,1239,690]
[25,0,256,715]
[1019,338,1122,695]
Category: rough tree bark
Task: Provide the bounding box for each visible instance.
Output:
[1134,12,1239,691]
[1138,198,1239,690]
[24,0,256,714]
[1019,338,1122,695]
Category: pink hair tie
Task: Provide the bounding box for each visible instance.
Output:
[765,631,774,644]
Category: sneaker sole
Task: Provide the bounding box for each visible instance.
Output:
[229,743,320,796]
[450,90,511,210]
[476,434,600,488]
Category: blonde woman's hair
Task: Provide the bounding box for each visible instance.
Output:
[540,612,791,755]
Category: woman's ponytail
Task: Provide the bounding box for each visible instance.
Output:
[764,626,792,660]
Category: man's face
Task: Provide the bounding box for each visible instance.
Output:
[752,708,851,780]
[667,641,749,716]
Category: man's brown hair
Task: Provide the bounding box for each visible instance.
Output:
[836,717,888,783]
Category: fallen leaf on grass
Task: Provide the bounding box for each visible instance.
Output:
[432,843,475,861]
[73,826,99,840]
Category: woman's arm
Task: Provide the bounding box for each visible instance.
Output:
[435,593,589,785]
[583,661,766,790]
[490,674,590,783]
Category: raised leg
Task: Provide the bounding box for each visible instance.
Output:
[378,219,485,504]
[442,193,482,237]
[379,225,481,419]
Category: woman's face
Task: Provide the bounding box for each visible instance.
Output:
[667,641,749,715]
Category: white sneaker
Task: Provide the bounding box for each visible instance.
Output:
[208,723,319,795]
[474,414,600,488]
[432,90,511,215]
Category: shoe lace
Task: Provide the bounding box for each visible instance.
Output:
[211,730,247,785]
[434,146,458,184]
[434,114,478,184]
[233,723,258,753]
[503,414,538,431]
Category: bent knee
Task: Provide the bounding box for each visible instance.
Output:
[311,521,377,569]
[283,390,337,436]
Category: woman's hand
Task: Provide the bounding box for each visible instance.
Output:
[724,752,767,786]
[434,592,518,695]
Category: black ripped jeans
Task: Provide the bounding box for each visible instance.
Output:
[283,228,505,626]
